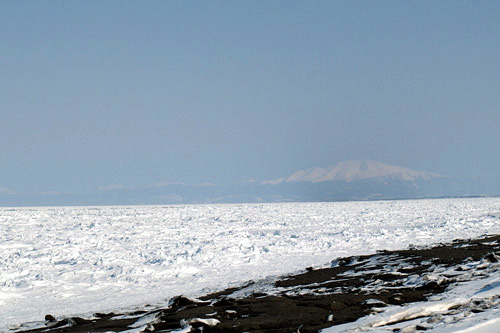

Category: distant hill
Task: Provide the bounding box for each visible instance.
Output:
[263,160,441,184]
[256,160,498,202]
[1,160,499,206]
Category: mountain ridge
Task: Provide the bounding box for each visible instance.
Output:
[263,160,442,185]
[2,160,499,206]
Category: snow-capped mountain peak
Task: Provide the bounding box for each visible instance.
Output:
[264,160,441,185]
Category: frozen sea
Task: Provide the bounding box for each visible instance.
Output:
[1,197,500,330]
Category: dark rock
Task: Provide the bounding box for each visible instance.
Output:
[483,252,499,263]
[170,295,197,308]
[44,314,56,322]
[68,317,88,325]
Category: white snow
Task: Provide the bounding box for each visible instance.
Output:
[322,259,500,332]
[1,197,500,331]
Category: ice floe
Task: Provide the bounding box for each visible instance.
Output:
[1,197,500,330]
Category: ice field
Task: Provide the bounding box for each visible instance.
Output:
[2,197,500,330]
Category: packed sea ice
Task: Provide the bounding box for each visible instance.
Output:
[1,197,500,330]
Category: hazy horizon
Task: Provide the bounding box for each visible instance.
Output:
[2,1,500,200]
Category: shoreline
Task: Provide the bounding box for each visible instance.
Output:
[13,233,500,332]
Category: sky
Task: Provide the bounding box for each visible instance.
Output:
[1,1,500,195]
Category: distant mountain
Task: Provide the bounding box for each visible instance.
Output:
[263,160,441,185]
[257,160,499,202]
[1,160,499,206]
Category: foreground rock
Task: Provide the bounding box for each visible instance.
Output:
[16,234,500,332]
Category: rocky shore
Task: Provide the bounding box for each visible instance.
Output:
[15,234,500,332]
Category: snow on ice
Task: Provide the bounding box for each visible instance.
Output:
[1,198,500,330]
[322,254,500,332]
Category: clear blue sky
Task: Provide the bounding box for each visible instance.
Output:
[1,1,499,194]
